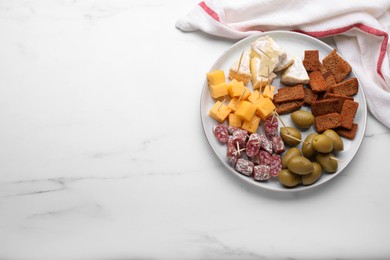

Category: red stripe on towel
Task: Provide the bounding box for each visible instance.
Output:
[199,1,220,22]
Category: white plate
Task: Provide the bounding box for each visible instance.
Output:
[200,31,367,192]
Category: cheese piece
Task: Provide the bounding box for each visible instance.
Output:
[228,113,243,128]
[242,115,261,134]
[248,90,264,104]
[209,82,228,99]
[281,56,310,85]
[251,36,293,72]
[228,50,251,85]
[255,97,276,120]
[235,101,256,121]
[206,70,225,86]
[262,85,276,100]
[227,79,251,99]
[227,97,242,112]
[250,57,277,90]
[209,101,231,123]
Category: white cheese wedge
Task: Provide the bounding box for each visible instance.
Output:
[250,56,277,90]
[251,36,294,72]
[228,50,251,85]
[281,56,310,85]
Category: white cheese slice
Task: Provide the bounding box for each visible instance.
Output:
[281,56,310,85]
[251,36,294,72]
[250,56,277,90]
[228,50,251,85]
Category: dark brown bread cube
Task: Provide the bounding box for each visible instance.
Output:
[303,50,321,71]
[340,100,359,129]
[309,71,327,93]
[323,71,337,90]
[311,98,342,116]
[303,88,318,105]
[335,123,358,140]
[315,112,342,132]
[276,101,304,115]
[329,78,359,96]
[273,84,305,103]
[322,49,352,83]
[323,92,354,107]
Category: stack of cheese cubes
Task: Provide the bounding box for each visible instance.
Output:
[207,70,276,134]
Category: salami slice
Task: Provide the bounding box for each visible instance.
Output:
[263,116,279,139]
[269,154,282,177]
[272,136,285,154]
[260,134,273,154]
[226,136,242,166]
[231,129,248,148]
[227,126,239,135]
[245,133,261,157]
[253,165,271,181]
[213,124,229,143]
[259,150,272,166]
[235,158,254,176]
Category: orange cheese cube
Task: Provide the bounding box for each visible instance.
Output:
[227,97,242,112]
[242,115,261,134]
[209,101,231,123]
[248,90,264,104]
[235,101,256,121]
[228,79,251,99]
[263,85,276,100]
[207,70,226,86]
[209,82,228,99]
[255,97,276,120]
[228,113,243,128]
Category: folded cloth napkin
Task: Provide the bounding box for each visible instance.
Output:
[176,0,390,128]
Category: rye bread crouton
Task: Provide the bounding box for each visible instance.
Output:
[322,71,337,90]
[303,50,321,72]
[276,100,304,115]
[311,98,342,116]
[303,88,318,105]
[322,49,352,83]
[340,100,359,129]
[329,78,358,96]
[323,92,354,107]
[335,123,358,140]
[309,71,327,93]
[273,84,305,104]
[315,113,342,132]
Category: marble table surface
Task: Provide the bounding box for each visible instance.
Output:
[1,1,389,259]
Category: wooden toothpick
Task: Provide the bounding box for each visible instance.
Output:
[330,156,343,163]
[274,111,286,127]
[217,98,226,111]
[237,50,244,72]
[283,133,309,145]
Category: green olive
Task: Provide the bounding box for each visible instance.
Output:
[287,156,314,175]
[312,134,334,153]
[282,147,302,169]
[278,169,301,187]
[302,133,317,158]
[290,110,315,129]
[301,162,322,185]
[280,126,302,147]
[316,153,338,173]
[323,129,344,152]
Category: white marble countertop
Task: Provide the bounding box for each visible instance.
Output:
[1,1,390,259]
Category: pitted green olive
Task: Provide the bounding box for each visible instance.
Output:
[301,162,322,185]
[323,129,344,151]
[302,133,317,158]
[316,153,338,173]
[312,134,334,153]
[290,110,315,129]
[287,156,314,175]
[282,147,302,169]
[280,127,302,147]
[278,169,301,187]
